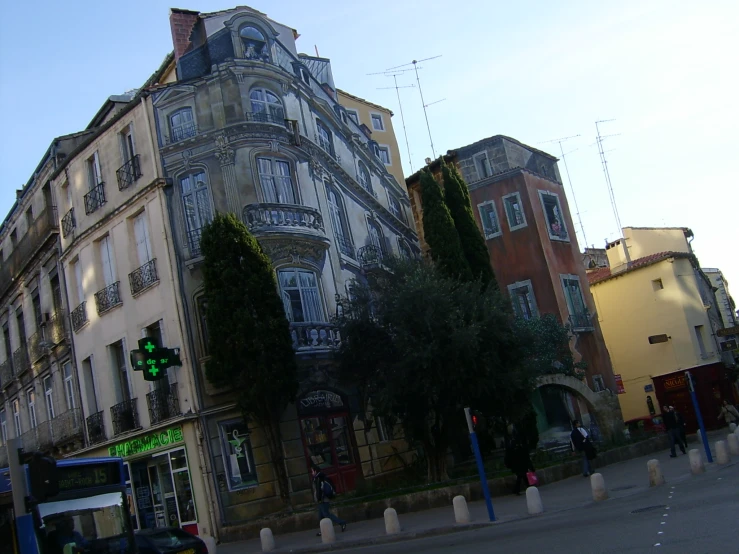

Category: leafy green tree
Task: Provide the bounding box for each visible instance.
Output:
[200,213,298,504]
[419,169,472,281]
[513,314,587,379]
[441,160,498,289]
[337,258,532,482]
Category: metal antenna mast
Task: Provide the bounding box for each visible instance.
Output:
[541,134,588,248]
[595,119,623,234]
[375,73,416,173]
[386,55,442,159]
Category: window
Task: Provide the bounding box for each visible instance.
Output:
[502,192,526,230]
[387,194,404,221]
[652,279,664,291]
[561,274,590,328]
[539,191,568,241]
[12,399,21,437]
[63,362,76,410]
[376,416,394,442]
[326,184,353,257]
[169,108,196,143]
[541,165,549,177]
[87,151,102,189]
[316,120,334,156]
[346,110,359,124]
[257,157,296,203]
[367,219,386,255]
[25,207,33,229]
[110,340,131,403]
[31,288,42,329]
[240,25,268,60]
[377,146,391,166]
[474,153,491,180]
[398,240,412,260]
[507,280,538,320]
[197,296,209,354]
[98,235,116,287]
[357,161,372,193]
[82,357,98,414]
[592,375,606,392]
[694,325,709,358]
[3,323,11,365]
[9,229,18,247]
[249,88,284,121]
[370,114,385,131]
[27,388,37,429]
[16,308,27,347]
[132,211,153,268]
[72,258,84,305]
[120,125,136,164]
[50,273,63,314]
[44,375,55,420]
[477,201,501,239]
[278,268,325,323]
[180,171,213,256]
[0,410,6,444]
[219,419,258,490]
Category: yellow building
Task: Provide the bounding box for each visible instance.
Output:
[587,227,735,431]
[337,89,406,188]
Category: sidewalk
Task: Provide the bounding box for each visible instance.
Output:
[217,430,737,554]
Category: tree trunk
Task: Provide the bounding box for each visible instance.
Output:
[259,412,292,507]
[424,439,449,482]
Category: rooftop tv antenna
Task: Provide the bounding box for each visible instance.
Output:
[373,71,417,173]
[385,55,442,158]
[595,119,623,234]
[541,134,588,247]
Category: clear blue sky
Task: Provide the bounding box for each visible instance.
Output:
[1,0,737,292]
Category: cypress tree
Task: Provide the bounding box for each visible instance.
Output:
[200,213,298,505]
[441,160,498,290]
[419,168,472,281]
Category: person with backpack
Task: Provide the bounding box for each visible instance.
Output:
[311,465,347,536]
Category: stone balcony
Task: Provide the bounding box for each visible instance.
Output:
[243,203,328,243]
[289,322,341,353]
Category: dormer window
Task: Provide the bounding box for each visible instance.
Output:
[240,25,269,61]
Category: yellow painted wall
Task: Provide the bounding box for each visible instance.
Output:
[608,228,692,269]
[590,257,720,422]
[337,90,405,187]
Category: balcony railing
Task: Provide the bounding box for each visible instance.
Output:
[243,204,326,237]
[290,322,341,351]
[94,282,122,315]
[61,208,76,238]
[146,383,180,425]
[244,111,287,126]
[116,154,142,190]
[71,301,88,332]
[569,311,594,332]
[12,346,30,376]
[0,205,58,297]
[48,311,69,345]
[166,122,198,144]
[336,236,355,259]
[84,182,106,215]
[28,329,46,363]
[111,398,140,436]
[21,422,53,453]
[187,228,203,258]
[86,411,106,445]
[52,408,84,445]
[0,358,12,388]
[129,259,159,296]
[357,244,389,269]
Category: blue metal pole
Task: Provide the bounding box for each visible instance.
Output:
[686,371,713,463]
[469,431,496,521]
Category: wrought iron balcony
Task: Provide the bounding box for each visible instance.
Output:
[244,111,287,126]
[568,310,594,332]
[71,301,88,332]
[86,411,106,445]
[62,208,76,238]
[166,122,198,144]
[47,311,69,344]
[129,259,159,296]
[290,322,341,351]
[52,408,84,445]
[335,236,355,259]
[357,244,389,270]
[84,182,107,215]
[12,346,30,376]
[94,282,122,315]
[243,204,327,242]
[116,154,142,190]
[146,383,180,425]
[111,398,139,436]
[28,330,46,363]
[0,358,12,388]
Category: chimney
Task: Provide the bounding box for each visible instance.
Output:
[170,8,200,61]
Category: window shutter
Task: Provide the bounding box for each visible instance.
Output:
[74,262,84,305]
[100,236,116,286]
[134,213,152,265]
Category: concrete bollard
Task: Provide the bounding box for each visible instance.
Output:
[384,507,401,535]
[728,433,739,456]
[526,486,544,515]
[259,528,275,552]
[688,448,705,474]
[452,495,470,524]
[730,422,737,432]
[715,440,730,464]
[647,459,665,487]
[320,518,336,544]
[590,473,608,501]
[696,429,702,445]
[201,534,217,554]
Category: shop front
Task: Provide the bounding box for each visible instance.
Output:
[105,424,200,536]
[297,389,358,493]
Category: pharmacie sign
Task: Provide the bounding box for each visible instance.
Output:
[108,426,184,458]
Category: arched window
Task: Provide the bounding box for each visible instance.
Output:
[398,240,412,260]
[249,88,284,122]
[257,157,296,204]
[326,183,353,257]
[169,108,196,143]
[367,219,386,256]
[357,161,372,194]
[240,25,268,61]
[277,268,325,323]
[180,171,213,256]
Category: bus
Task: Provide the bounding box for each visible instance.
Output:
[1,456,136,554]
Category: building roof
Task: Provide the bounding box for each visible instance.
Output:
[336,88,394,116]
[456,134,559,161]
[587,251,693,285]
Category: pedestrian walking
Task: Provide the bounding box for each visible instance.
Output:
[570,420,596,477]
[671,406,688,450]
[504,429,535,495]
[717,399,739,427]
[663,405,686,457]
[311,465,346,536]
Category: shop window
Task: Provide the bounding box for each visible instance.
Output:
[301,414,354,470]
[219,419,258,491]
[539,190,569,241]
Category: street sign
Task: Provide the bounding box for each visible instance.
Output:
[130,337,183,381]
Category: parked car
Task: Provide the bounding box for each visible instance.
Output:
[134,528,208,554]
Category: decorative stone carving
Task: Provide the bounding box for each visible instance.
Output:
[269,140,279,152]
[259,239,327,269]
[309,158,325,180]
[182,150,193,169]
[214,135,235,165]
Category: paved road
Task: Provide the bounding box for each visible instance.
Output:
[339,462,738,554]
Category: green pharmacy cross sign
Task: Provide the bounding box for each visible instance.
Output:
[130,337,183,381]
